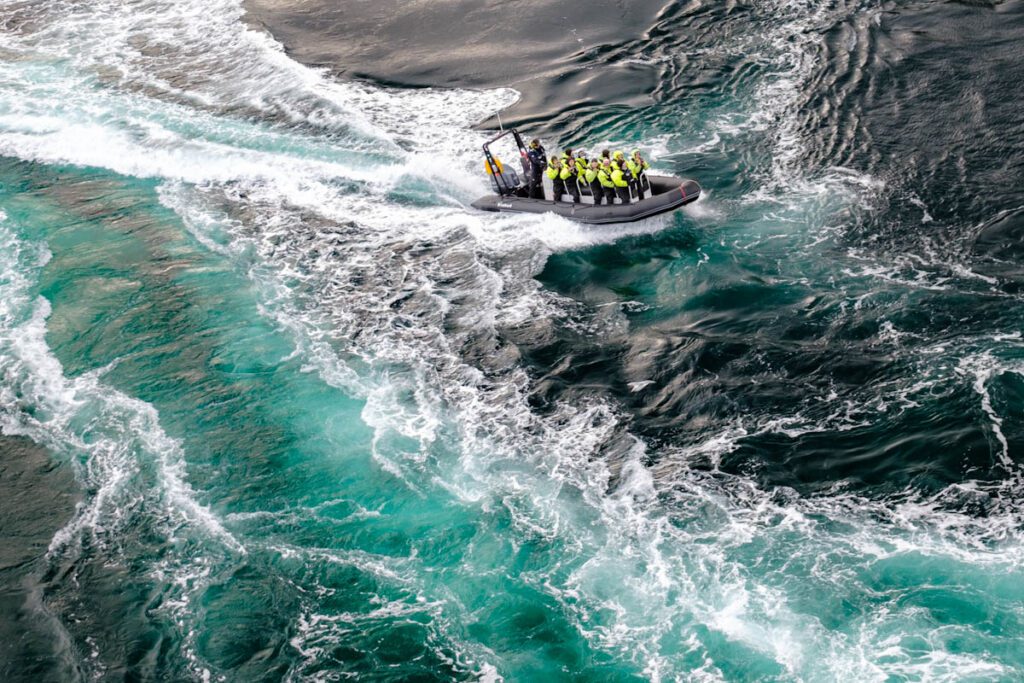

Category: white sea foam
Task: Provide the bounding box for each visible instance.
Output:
[955,352,1023,472]
[0,211,245,681]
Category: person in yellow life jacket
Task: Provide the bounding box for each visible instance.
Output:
[574,152,590,198]
[610,162,631,204]
[574,151,588,177]
[596,158,618,205]
[626,149,651,200]
[559,154,581,203]
[584,159,604,204]
[545,156,566,202]
[612,150,627,171]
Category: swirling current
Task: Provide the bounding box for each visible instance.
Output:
[1,0,1023,680]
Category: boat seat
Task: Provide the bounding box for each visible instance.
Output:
[490,169,521,194]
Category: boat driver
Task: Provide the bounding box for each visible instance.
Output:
[526,139,547,199]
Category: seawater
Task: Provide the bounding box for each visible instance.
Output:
[1,0,1023,681]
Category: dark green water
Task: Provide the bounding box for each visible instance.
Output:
[1,0,1023,680]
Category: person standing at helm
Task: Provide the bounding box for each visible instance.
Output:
[584,159,604,205]
[626,149,651,200]
[526,139,547,199]
[597,158,618,205]
[546,156,567,201]
[559,155,581,203]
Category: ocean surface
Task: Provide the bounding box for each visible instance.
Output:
[1,0,1023,680]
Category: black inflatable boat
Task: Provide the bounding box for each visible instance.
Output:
[470,128,701,225]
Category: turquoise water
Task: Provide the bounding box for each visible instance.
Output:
[2,0,1024,680]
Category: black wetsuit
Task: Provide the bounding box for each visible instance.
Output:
[630,176,645,201]
[563,170,581,204]
[627,164,647,200]
[619,167,635,204]
[526,146,547,199]
[550,176,566,201]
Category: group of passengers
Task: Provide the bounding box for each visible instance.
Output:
[525,139,651,205]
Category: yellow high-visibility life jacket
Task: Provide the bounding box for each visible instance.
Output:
[626,156,650,177]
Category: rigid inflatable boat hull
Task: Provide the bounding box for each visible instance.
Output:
[471,176,701,225]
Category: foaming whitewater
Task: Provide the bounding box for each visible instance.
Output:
[0,216,230,549]
[2,0,1024,680]
[0,211,245,680]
